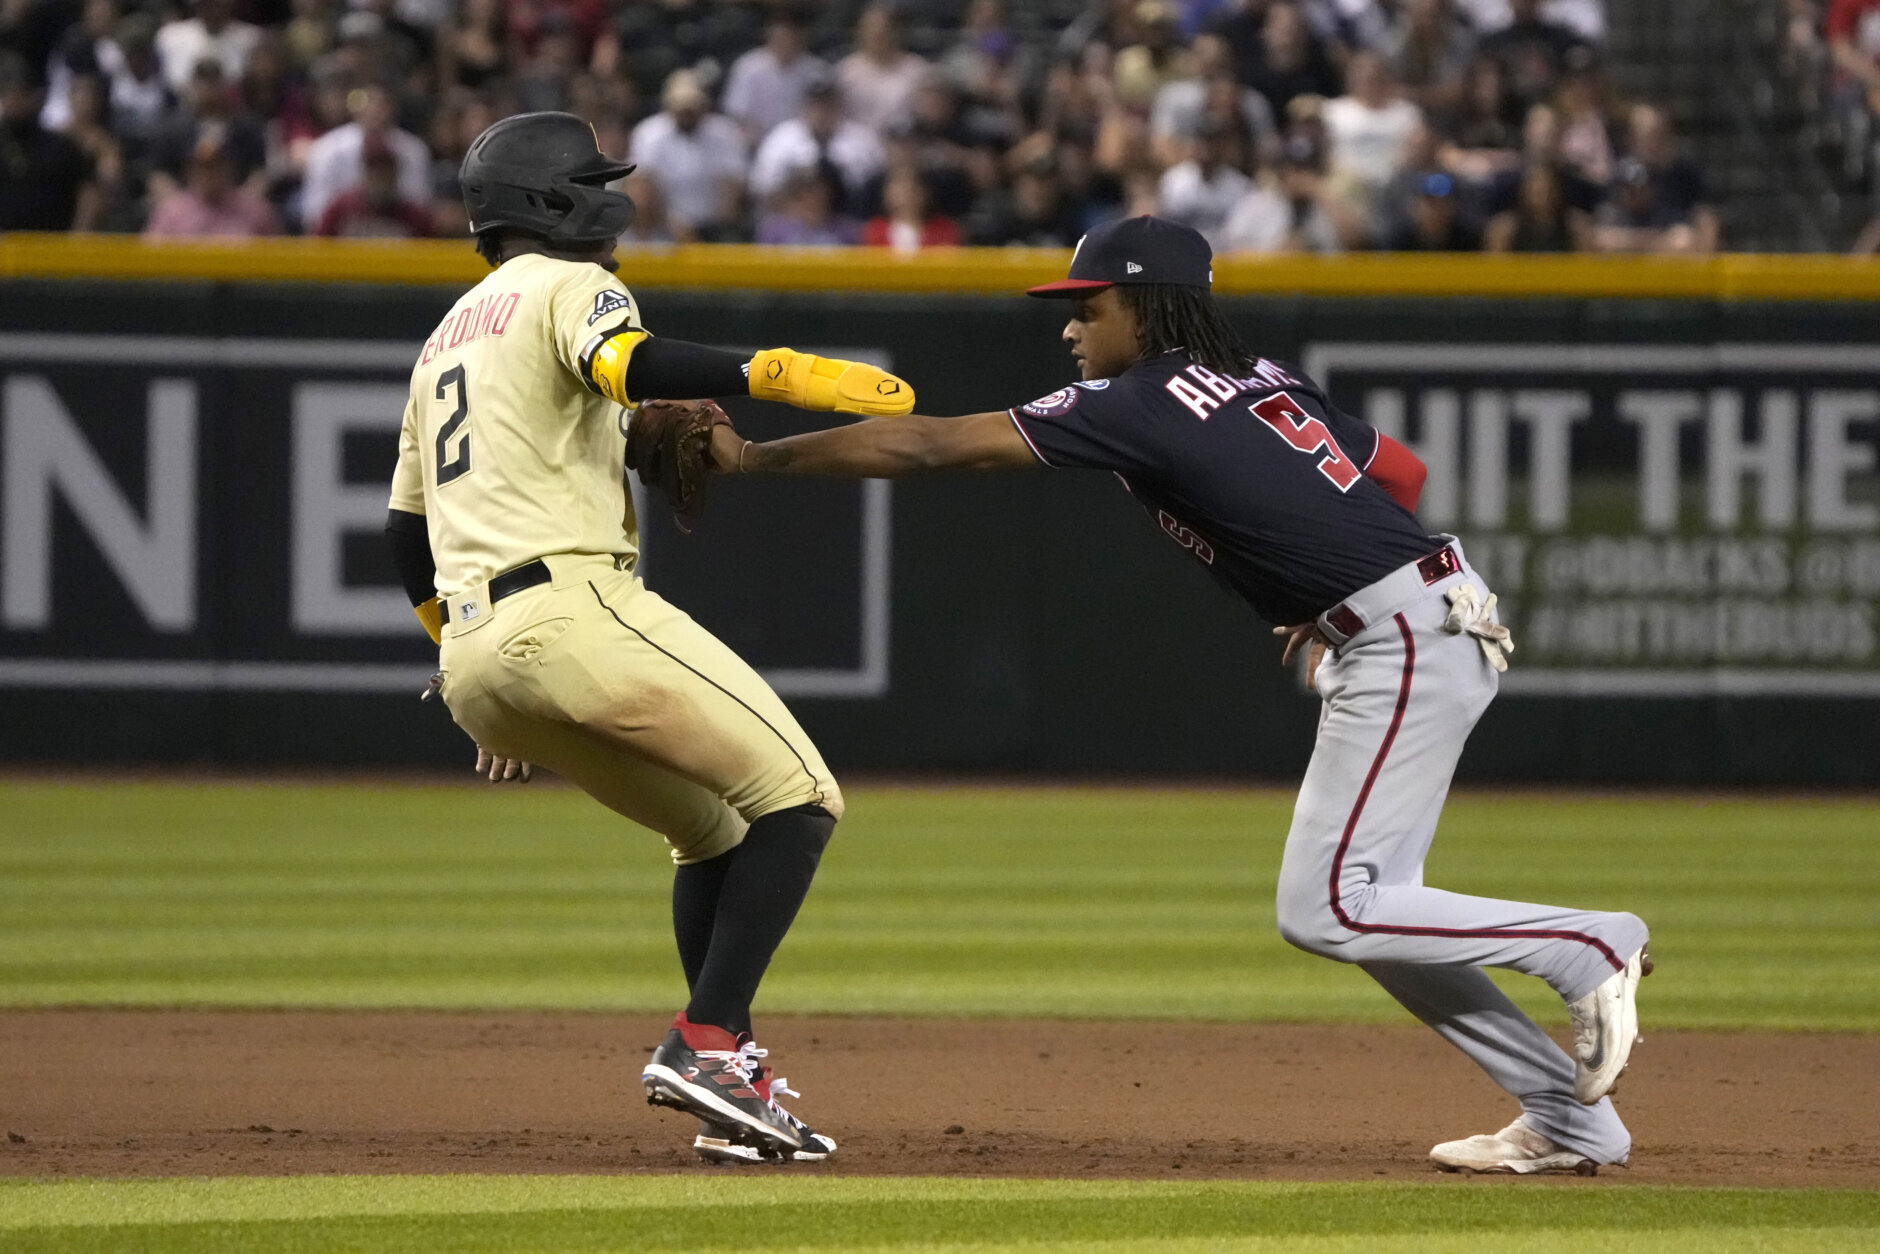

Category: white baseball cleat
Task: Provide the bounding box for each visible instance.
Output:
[1567,946,1653,1105]
[1430,1118,1603,1175]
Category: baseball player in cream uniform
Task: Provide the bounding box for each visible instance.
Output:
[384,111,914,1164]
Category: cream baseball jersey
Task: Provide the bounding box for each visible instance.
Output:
[389,252,647,596]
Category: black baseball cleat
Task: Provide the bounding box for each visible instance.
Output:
[691,1065,837,1165]
[642,1014,802,1157]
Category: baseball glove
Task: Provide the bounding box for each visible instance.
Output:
[625,398,731,517]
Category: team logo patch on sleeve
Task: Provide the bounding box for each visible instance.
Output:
[1021,387,1081,417]
[588,290,633,325]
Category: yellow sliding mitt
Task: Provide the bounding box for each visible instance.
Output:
[748,347,914,415]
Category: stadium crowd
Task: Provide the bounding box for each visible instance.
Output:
[0,0,1718,253]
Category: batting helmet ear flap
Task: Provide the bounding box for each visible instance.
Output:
[559,170,638,240]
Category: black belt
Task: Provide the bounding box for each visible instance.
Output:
[488,559,551,604]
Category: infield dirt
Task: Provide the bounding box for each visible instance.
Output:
[2,1010,1875,1188]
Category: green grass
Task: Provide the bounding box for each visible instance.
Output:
[0,781,1875,1028]
[0,1176,1875,1253]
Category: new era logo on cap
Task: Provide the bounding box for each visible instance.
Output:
[1026,216,1214,298]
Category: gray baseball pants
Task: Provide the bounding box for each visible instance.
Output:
[1275,540,1648,1164]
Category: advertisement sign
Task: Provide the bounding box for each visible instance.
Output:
[0,334,887,697]
[1306,343,1880,697]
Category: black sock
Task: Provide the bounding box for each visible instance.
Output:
[671,845,737,993]
[684,804,835,1037]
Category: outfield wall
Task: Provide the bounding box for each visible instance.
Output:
[1,239,1877,783]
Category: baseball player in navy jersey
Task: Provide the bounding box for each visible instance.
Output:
[706,215,1653,1175]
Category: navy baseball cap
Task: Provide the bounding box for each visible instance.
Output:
[1026,215,1213,297]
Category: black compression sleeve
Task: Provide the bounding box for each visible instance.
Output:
[621,337,751,402]
[384,508,437,607]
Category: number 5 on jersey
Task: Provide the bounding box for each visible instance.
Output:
[1250,391,1359,492]
[436,364,472,485]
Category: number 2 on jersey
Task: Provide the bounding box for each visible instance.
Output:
[1249,391,1359,492]
[435,364,471,485]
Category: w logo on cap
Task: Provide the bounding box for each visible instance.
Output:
[1126,262,1143,274]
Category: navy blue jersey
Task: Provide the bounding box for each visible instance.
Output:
[1007,351,1438,625]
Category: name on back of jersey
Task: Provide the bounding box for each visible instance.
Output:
[419,290,522,365]
[1163,359,1301,421]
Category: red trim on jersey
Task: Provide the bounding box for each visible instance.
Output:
[1326,613,1624,972]
[1364,433,1427,512]
[1005,410,1056,466]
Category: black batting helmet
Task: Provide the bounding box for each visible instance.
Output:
[460,112,636,248]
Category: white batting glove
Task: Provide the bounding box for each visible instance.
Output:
[1442,583,1515,673]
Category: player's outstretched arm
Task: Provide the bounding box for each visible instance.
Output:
[713,411,1038,479]
[608,339,914,416]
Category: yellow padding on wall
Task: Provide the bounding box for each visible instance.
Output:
[3,232,1880,300]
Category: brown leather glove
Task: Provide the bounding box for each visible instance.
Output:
[624,399,732,517]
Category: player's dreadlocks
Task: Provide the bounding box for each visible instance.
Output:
[1117,283,1261,377]
[474,231,508,267]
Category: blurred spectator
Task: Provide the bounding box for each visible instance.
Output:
[0,0,1710,249]
[882,73,984,211]
[1091,37,1158,179]
[439,0,507,90]
[1323,52,1422,211]
[862,164,962,250]
[755,161,860,245]
[1384,0,1477,115]
[425,89,497,235]
[1476,0,1585,110]
[940,0,1030,125]
[300,79,429,229]
[1,51,96,229]
[616,170,673,246]
[751,75,884,208]
[143,131,276,236]
[149,59,266,189]
[1454,0,1605,43]
[1219,129,1357,251]
[1151,31,1276,167]
[1441,51,1522,163]
[40,0,118,132]
[155,0,261,93]
[1380,169,1480,248]
[513,10,582,115]
[102,11,172,149]
[968,153,1080,245]
[1823,0,1880,192]
[313,136,430,236]
[1590,157,1711,253]
[1482,160,1590,250]
[239,36,313,195]
[61,69,126,226]
[0,0,77,76]
[283,0,338,73]
[1158,115,1253,247]
[628,69,747,242]
[594,0,762,103]
[1112,0,1187,111]
[722,10,826,143]
[1620,103,1716,249]
[1242,2,1342,121]
[1551,58,1612,187]
[837,3,928,132]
